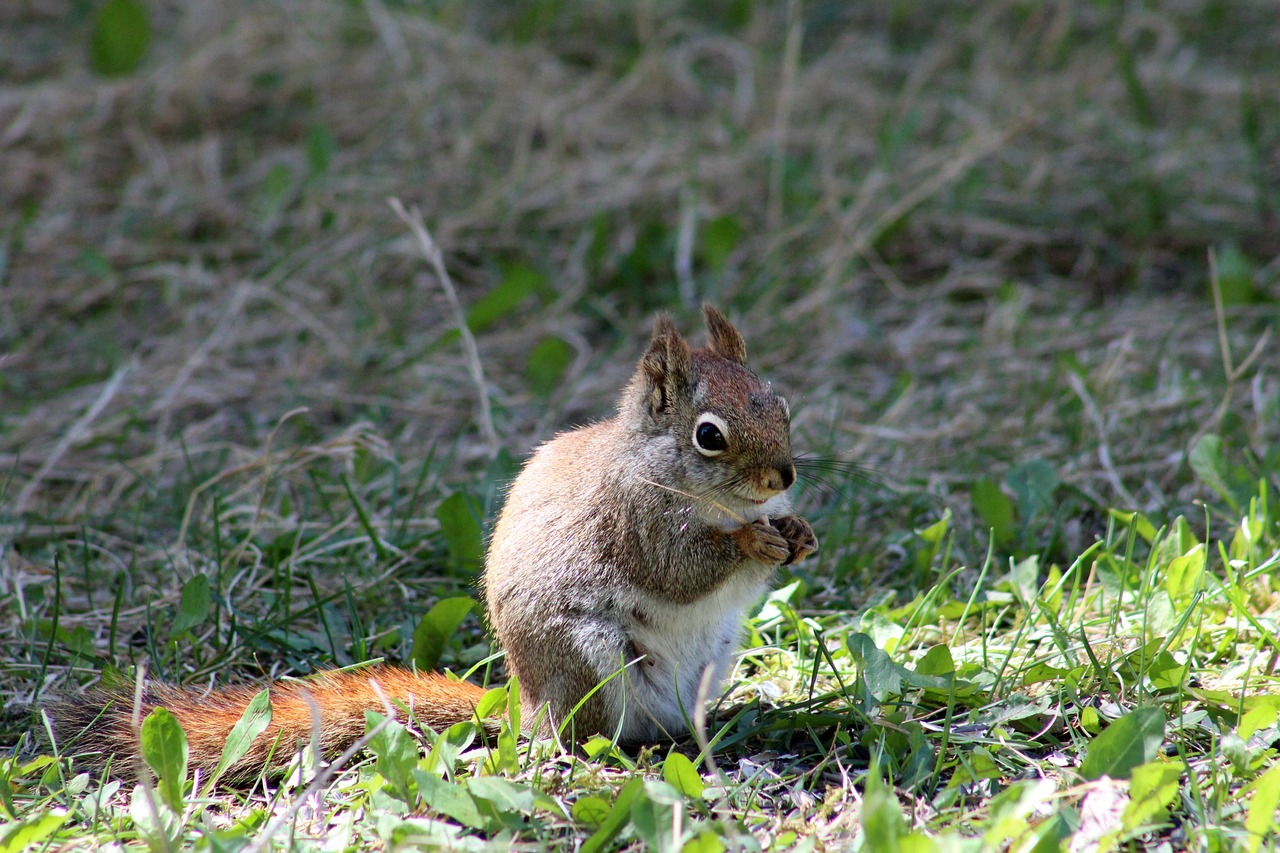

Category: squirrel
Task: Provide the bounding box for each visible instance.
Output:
[53,305,818,782]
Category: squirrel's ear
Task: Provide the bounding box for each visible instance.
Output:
[702,305,748,365]
[639,315,692,415]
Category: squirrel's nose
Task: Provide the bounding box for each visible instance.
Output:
[765,464,795,492]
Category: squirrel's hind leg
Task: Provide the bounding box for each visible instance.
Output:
[508,617,639,744]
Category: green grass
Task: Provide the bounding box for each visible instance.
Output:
[3,0,1280,849]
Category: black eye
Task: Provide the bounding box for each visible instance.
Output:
[694,420,728,454]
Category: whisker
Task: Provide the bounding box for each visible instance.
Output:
[635,476,750,526]
[794,454,893,490]
[792,454,897,506]
[796,477,841,502]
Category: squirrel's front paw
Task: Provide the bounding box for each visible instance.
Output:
[731,521,791,565]
[772,515,819,565]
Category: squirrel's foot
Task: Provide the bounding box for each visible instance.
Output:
[772,515,819,565]
[731,521,791,565]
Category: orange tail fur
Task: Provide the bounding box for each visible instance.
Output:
[54,666,491,783]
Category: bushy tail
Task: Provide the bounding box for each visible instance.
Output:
[52,666,491,783]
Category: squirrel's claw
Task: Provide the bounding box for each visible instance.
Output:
[732,521,792,565]
[772,515,819,565]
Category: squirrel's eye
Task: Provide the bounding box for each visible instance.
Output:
[693,414,729,456]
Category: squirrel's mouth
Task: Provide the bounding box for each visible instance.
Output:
[719,482,788,513]
[736,491,785,509]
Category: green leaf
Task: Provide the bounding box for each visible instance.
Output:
[1080,707,1166,781]
[382,816,464,849]
[263,165,294,211]
[862,768,908,851]
[913,510,950,574]
[1079,704,1101,734]
[204,827,255,853]
[410,596,476,671]
[900,724,936,791]
[971,478,1016,545]
[581,776,644,853]
[1122,761,1182,834]
[848,632,955,701]
[1239,704,1279,740]
[422,721,476,776]
[1189,434,1236,510]
[1022,662,1072,686]
[482,710,521,776]
[306,125,336,177]
[917,511,949,546]
[467,778,537,831]
[953,747,1002,785]
[699,215,744,273]
[140,707,189,812]
[91,0,150,76]
[682,832,727,853]
[846,633,902,698]
[662,751,704,799]
[1007,555,1040,608]
[129,784,180,852]
[435,492,484,570]
[1109,509,1157,543]
[1164,544,1205,603]
[366,713,420,801]
[524,336,574,397]
[1007,459,1059,520]
[505,674,521,736]
[1024,810,1075,853]
[1214,242,1258,306]
[0,809,69,853]
[79,248,113,279]
[1145,651,1189,692]
[1157,514,1200,556]
[1245,763,1280,853]
[474,685,508,720]
[0,759,15,819]
[207,688,272,790]
[171,573,211,635]
[916,645,955,677]
[756,578,806,622]
[1221,732,1252,775]
[573,795,612,828]
[467,264,544,332]
[415,772,487,830]
[982,780,1057,847]
[630,780,686,853]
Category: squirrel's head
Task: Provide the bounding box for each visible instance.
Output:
[624,305,796,517]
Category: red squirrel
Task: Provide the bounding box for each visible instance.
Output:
[56,306,818,781]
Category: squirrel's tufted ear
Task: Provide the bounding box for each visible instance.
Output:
[702,305,748,365]
[638,314,692,415]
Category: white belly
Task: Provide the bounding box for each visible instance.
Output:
[616,569,772,741]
